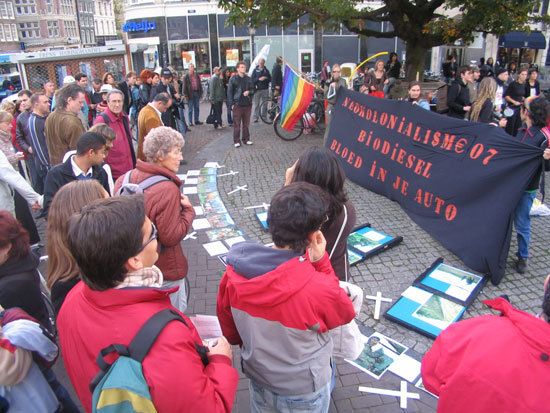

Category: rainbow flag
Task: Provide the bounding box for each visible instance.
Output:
[279,65,315,131]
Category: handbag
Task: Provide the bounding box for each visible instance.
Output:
[206,105,216,124]
[330,281,364,360]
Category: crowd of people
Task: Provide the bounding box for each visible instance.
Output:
[0,53,550,412]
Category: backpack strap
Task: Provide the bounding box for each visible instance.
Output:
[121,115,137,167]
[329,205,349,282]
[540,126,550,146]
[89,309,189,393]
[99,112,110,126]
[137,175,170,192]
[115,170,133,196]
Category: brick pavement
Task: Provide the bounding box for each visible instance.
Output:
[42,101,550,412]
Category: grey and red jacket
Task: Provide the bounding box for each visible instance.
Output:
[217,241,355,395]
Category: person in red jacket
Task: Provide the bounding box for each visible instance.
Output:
[58,194,238,413]
[422,277,550,413]
[93,89,136,180]
[114,126,194,313]
[217,182,355,413]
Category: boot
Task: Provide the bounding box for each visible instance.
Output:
[516,257,528,274]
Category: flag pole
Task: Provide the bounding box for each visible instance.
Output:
[276,55,322,90]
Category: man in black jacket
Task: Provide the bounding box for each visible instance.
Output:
[446,66,472,119]
[43,132,110,217]
[272,57,283,96]
[116,72,137,115]
[252,58,271,122]
[150,68,180,130]
[227,61,254,147]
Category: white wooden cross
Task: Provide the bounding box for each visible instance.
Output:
[218,170,239,177]
[227,185,248,195]
[364,291,392,320]
[359,381,420,409]
[183,231,197,241]
[244,203,270,210]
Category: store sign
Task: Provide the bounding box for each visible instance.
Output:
[123,20,157,33]
[226,49,239,67]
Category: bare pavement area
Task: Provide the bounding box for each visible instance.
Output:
[46,102,549,412]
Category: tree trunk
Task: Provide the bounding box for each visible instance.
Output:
[404,42,428,82]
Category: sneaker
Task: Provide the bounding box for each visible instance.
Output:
[253,119,259,123]
[517,257,528,274]
[245,141,254,145]
[234,143,241,148]
[195,121,203,125]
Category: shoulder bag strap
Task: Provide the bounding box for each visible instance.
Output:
[329,204,348,260]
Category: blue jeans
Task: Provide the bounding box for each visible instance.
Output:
[188,91,200,123]
[226,100,233,124]
[178,106,187,127]
[40,366,80,412]
[383,77,397,95]
[514,191,536,258]
[249,380,331,413]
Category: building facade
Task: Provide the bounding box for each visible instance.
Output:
[94,0,117,45]
[76,0,95,46]
[123,0,405,76]
[0,0,20,52]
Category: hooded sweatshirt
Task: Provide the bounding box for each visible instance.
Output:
[217,241,355,395]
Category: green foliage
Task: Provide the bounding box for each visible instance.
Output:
[219,0,541,79]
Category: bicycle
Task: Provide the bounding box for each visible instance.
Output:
[273,95,326,141]
[259,92,280,125]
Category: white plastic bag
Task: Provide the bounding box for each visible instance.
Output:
[330,282,364,361]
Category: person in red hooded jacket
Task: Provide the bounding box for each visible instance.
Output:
[422,276,550,413]
[58,194,238,413]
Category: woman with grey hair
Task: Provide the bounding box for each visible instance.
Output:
[113,126,195,312]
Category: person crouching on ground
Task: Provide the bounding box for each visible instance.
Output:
[217,182,355,413]
[58,194,238,412]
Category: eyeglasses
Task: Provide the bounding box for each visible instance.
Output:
[137,222,158,253]
[332,70,341,73]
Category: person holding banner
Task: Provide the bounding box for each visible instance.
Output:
[514,96,550,273]
[405,81,430,111]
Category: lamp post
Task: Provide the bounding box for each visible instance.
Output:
[249,26,256,61]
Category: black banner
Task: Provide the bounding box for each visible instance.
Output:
[327,88,543,285]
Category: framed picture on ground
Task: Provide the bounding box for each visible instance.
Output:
[385,285,466,339]
[347,224,403,266]
[413,258,486,306]
[256,211,268,231]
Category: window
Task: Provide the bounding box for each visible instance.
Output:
[100,20,104,34]
[64,20,77,37]
[4,24,11,41]
[47,21,58,37]
[7,1,13,18]
[0,2,7,18]
[18,22,39,38]
[0,25,4,42]
[60,0,72,14]
[14,0,36,14]
[11,24,17,40]
[45,0,52,13]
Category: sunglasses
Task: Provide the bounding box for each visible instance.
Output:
[137,222,158,253]
[332,70,341,73]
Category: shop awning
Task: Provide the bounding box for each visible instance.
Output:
[498,31,546,49]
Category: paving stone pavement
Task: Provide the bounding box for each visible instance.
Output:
[39,101,549,412]
[180,102,550,412]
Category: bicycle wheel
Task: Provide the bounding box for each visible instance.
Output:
[259,99,280,124]
[308,101,325,125]
[274,113,304,141]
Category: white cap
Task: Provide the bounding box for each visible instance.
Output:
[99,84,113,93]
[63,75,76,85]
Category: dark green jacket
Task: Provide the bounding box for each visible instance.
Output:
[210,75,225,103]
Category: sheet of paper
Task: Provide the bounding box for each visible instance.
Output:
[192,218,211,230]
[177,174,187,181]
[187,169,200,176]
[188,315,223,339]
[183,186,198,194]
[193,205,204,216]
[203,241,229,256]
[204,162,221,168]
[364,230,385,242]
[185,178,198,185]
[401,286,432,304]
[388,353,421,382]
[225,236,246,248]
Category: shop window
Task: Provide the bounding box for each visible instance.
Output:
[27,65,50,90]
[220,39,250,69]
[169,42,210,74]
[188,15,208,39]
[267,26,282,36]
[283,22,297,36]
[167,16,188,40]
[299,14,313,35]
[234,24,248,37]
[217,14,233,37]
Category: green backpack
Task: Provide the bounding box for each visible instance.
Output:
[89,309,208,412]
